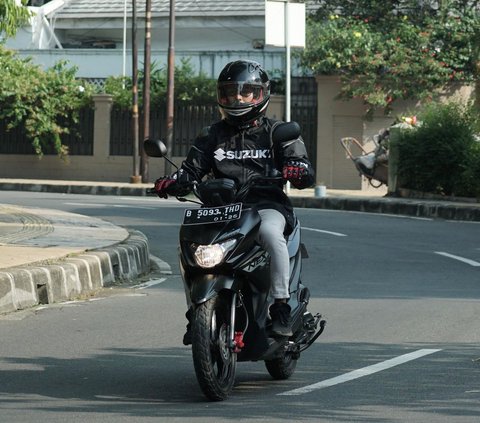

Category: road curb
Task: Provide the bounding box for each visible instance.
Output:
[290,196,480,221]
[2,181,480,221]
[0,230,150,315]
[0,181,148,197]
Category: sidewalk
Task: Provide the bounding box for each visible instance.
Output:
[0,178,479,315]
[0,199,151,315]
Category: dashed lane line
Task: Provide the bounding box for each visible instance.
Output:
[278,348,442,396]
[303,227,347,237]
[64,202,156,210]
[435,251,480,267]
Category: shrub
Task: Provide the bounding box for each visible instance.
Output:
[0,46,94,157]
[104,58,217,110]
[104,58,286,110]
[397,102,480,197]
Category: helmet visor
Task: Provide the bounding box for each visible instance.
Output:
[217,82,266,108]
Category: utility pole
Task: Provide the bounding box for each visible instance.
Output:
[130,0,141,183]
[165,0,175,175]
[284,0,291,123]
[141,0,152,183]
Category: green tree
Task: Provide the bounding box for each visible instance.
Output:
[0,0,31,40]
[303,0,480,115]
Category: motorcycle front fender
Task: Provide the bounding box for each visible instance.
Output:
[188,274,239,304]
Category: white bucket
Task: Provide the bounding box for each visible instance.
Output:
[314,185,327,198]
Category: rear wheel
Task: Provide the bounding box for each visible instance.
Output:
[265,353,297,380]
[192,295,236,401]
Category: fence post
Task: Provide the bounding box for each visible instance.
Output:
[92,94,113,158]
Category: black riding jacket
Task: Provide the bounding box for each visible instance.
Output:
[178,117,315,232]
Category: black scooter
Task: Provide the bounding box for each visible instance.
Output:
[145,122,325,401]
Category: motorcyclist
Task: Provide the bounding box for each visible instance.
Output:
[153,59,315,343]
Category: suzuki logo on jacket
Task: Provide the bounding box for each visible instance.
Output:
[214,148,271,162]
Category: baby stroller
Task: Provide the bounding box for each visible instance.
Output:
[340,129,389,188]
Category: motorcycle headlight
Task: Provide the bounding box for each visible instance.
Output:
[193,239,237,268]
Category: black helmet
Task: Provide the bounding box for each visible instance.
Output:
[217,60,271,126]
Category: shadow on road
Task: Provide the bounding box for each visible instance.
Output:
[1,342,479,421]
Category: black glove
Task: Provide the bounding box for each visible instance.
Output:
[282,160,309,188]
[153,177,176,199]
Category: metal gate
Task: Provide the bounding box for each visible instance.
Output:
[291,77,317,171]
[110,76,318,167]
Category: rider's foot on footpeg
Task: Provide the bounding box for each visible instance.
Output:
[183,324,192,345]
[270,302,293,337]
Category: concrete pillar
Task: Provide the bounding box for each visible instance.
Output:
[315,76,341,187]
[315,75,365,189]
[92,94,113,158]
[267,95,285,121]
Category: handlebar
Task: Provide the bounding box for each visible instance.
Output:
[149,175,285,204]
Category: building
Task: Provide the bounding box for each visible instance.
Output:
[7,0,310,80]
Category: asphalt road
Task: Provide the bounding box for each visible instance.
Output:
[0,191,479,423]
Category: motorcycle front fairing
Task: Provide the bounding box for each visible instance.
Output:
[179,205,274,355]
[179,207,263,303]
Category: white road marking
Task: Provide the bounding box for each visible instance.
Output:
[377,213,432,221]
[435,251,480,267]
[132,278,167,289]
[278,348,442,396]
[64,202,105,207]
[119,196,188,207]
[111,204,156,210]
[119,197,162,202]
[64,202,156,210]
[303,208,432,221]
[303,227,347,237]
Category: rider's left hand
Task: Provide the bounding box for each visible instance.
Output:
[282,160,309,187]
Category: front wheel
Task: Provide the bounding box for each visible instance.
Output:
[192,294,236,401]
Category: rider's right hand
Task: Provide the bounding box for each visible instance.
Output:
[154,177,176,198]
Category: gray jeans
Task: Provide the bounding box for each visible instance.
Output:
[256,209,290,299]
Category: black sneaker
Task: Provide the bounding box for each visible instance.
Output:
[182,308,193,346]
[182,323,192,345]
[269,302,293,337]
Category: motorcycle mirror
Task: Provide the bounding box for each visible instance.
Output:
[144,139,168,158]
[144,139,179,171]
[272,121,301,144]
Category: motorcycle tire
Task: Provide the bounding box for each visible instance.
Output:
[264,353,297,380]
[192,294,237,401]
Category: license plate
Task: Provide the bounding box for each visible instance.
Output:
[183,203,242,225]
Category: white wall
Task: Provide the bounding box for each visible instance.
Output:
[5,8,305,79]
[11,48,291,79]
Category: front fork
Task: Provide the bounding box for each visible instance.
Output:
[229,292,237,349]
[227,292,248,353]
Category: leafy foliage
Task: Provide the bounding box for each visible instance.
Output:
[104,58,217,109]
[303,0,480,115]
[396,101,480,197]
[0,0,31,40]
[104,58,286,109]
[0,46,93,157]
